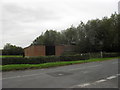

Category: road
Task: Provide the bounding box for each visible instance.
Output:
[2,59,119,88]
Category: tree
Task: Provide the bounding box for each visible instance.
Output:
[32,30,62,45]
[61,25,77,45]
[2,43,24,55]
[31,13,119,53]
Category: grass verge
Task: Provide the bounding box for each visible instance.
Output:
[0,55,23,58]
[1,57,119,71]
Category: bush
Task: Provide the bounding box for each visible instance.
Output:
[60,54,89,61]
[61,52,78,56]
[1,56,60,65]
[1,52,119,65]
[2,57,27,65]
[88,52,102,58]
[87,52,119,58]
[103,53,119,58]
[1,55,88,65]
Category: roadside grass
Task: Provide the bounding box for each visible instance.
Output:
[1,57,119,71]
[0,55,23,58]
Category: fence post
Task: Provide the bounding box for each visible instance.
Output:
[89,52,91,59]
[100,51,103,58]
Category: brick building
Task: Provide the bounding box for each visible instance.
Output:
[24,45,76,57]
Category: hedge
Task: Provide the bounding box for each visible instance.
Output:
[1,52,119,65]
[60,54,89,61]
[1,55,89,65]
[103,53,119,58]
[1,56,60,65]
[88,52,119,58]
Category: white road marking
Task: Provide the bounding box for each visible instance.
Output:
[95,79,106,83]
[106,76,117,80]
[77,83,90,87]
[58,74,63,76]
[71,74,118,88]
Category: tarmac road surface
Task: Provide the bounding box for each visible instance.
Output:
[2,59,119,88]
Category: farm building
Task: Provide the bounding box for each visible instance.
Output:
[24,45,76,57]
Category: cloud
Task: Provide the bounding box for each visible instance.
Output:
[1,0,119,49]
[1,3,63,48]
[2,4,61,22]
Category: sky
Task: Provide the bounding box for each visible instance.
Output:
[0,0,119,49]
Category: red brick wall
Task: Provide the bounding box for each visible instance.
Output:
[24,45,45,57]
[24,45,76,57]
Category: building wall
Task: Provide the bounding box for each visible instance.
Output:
[24,45,76,57]
[55,45,76,56]
[63,45,76,52]
[55,45,65,56]
[24,45,45,57]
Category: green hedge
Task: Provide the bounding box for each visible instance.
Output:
[1,55,88,65]
[103,53,119,58]
[60,54,89,61]
[1,52,119,65]
[2,56,60,65]
[88,53,101,58]
[87,52,119,58]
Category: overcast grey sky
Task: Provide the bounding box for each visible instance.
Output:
[0,0,119,49]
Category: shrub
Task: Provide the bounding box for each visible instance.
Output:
[88,52,102,58]
[87,52,119,58]
[1,55,87,65]
[60,54,89,61]
[103,53,119,58]
[2,57,27,65]
[1,52,119,65]
[1,56,60,65]
[61,51,78,56]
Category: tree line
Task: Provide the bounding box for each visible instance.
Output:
[2,43,24,55]
[2,13,119,55]
[32,13,119,53]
